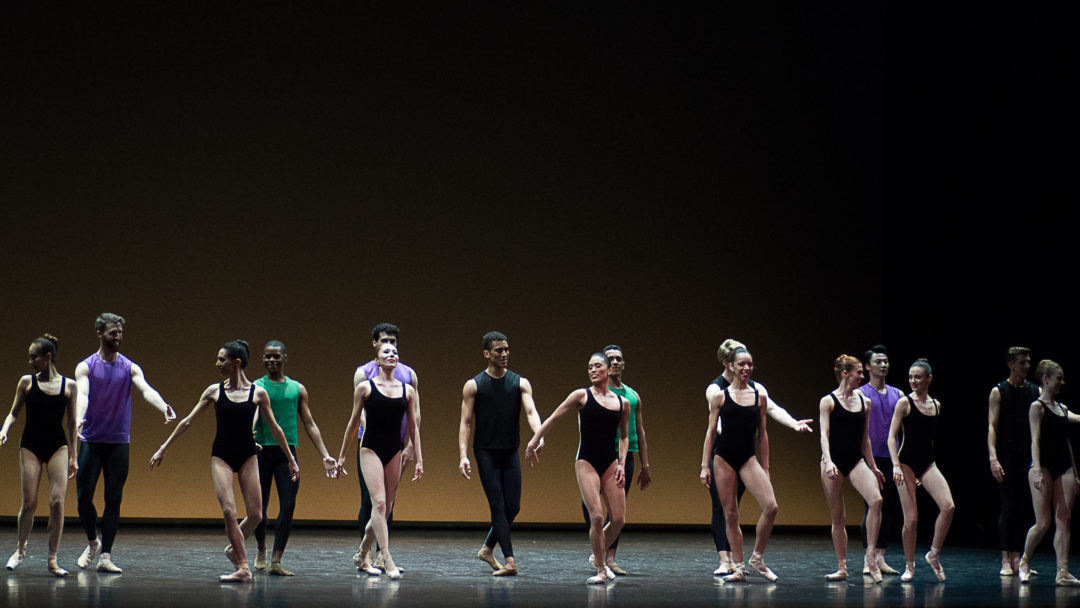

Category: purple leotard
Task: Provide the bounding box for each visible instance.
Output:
[356,361,414,442]
[80,353,133,443]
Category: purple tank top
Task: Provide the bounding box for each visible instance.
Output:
[356,361,414,441]
[859,383,903,458]
[81,353,134,443]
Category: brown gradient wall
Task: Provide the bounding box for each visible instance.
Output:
[0,7,884,526]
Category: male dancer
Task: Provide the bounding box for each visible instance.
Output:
[350,322,420,570]
[988,346,1039,575]
[858,345,901,576]
[580,344,651,575]
[458,331,543,576]
[74,313,175,573]
[253,340,338,575]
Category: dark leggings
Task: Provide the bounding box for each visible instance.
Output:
[708,455,746,552]
[581,452,636,551]
[477,448,522,558]
[860,456,899,550]
[357,443,393,541]
[255,445,299,554]
[76,442,129,554]
[998,451,1035,552]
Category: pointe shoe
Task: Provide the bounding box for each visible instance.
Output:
[748,552,778,582]
[1019,561,1032,584]
[386,567,402,581]
[866,552,882,583]
[77,539,100,569]
[6,548,25,571]
[1000,562,1015,576]
[253,548,267,570]
[877,553,900,575]
[825,568,848,581]
[1056,569,1080,586]
[219,566,253,583]
[606,560,627,576]
[714,562,735,576]
[355,546,379,576]
[97,555,123,574]
[478,546,502,571]
[269,562,294,576]
[900,564,915,582]
[48,558,69,577]
[493,565,518,577]
[723,564,747,583]
[925,549,945,582]
[587,571,609,584]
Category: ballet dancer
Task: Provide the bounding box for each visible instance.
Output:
[887,359,955,581]
[149,340,299,583]
[700,346,780,582]
[1018,360,1080,586]
[74,312,176,574]
[337,341,422,580]
[252,340,337,575]
[819,354,887,582]
[525,352,629,585]
[458,331,544,576]
[705,338,812,575]
[579,344,651,576]
[2,335,77,576]
[988,346,1039,575]
[858,345,902,576]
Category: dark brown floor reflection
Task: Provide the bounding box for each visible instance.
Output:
[1,525,1077,607]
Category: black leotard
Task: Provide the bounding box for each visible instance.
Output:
[576,388,623,476]
[827,393,867,477]
[714,386,760,471]
[211,383,258,472]
[20,375,69,463]
[1037,400,1074,480]
[361,379,407,466]
[898,394,938,478]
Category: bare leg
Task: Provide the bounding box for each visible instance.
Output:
[576,460,610,582]
[918,464,955,581]
[17,449,43,551]
[820,460,848,579]
[212,457,258,582]
[1053,473,1078,583]
[359,449,402,577]
[849,461,884,583]
[598,462,626,558]
[713,454,743,577]
[739,458,778,581]
[45,448,69,576]
[895,463,918,579]
[1019,467,1052,583]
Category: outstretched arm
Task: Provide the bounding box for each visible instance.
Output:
[150,384,215,469]
[131,363,176,422]
[757,381,812,432]
[524,389,586,466]
[297,383,337,477]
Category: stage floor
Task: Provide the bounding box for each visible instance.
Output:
[0,525,1075,607]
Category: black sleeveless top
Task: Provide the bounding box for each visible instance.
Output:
[996,380,1039,453]
[1038,400,1075,480]
[21,375,69,454]
[473,370,523,451]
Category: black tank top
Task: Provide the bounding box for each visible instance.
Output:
[577,389,622,460]
[715,386,760,455]
[828,394,866,459]
[363,379,408,446]
[899,394,938,458]
[1038,400,1073,478]
[22,375,68,445]
[473,370,522,451]
[996,380,1038,452]
[214,384,257,448]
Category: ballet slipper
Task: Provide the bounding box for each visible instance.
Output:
[748,551,778,582]
[47,557,69,577]
[1018,559,1032,584]
[714,562,734,576]
[6,548,25,571]
[269,562,294,576]
[606,560,627,576]
[723,564,747,583]
[1056,568,1080,586]
[876,550,900,575]
[900,562,915,582]
[97,554,123,574]
[493,565,518,577]
[253,548,267,570]
[825,566,848,581]
[219,565,253,583]
[999,562,1015,576]
[478,546,502,571]
[77,538,100,569]
[386,567,402,581]
[925,548,945,582]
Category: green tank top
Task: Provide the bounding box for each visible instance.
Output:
[611,384,639,453]
[254,376,300,446]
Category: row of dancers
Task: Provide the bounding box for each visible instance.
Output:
[1,314,1076,585]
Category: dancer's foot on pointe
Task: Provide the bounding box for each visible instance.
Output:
[253,548,267,570]
[865,551,882,583]
[714,560,735,576]
[1019,559,1032,584]
[97,554,123,574]
[219,565,253,583]
[269,562,294,576]
[723,564,747,583]
[748,551,778,582]
[380,550,401,580]
[478,546,502,571]
[586,568,611,585]
[1056,568,1080,586]
[825,565,848,581]
[48,557,69,577]
[6,548,25,571]
[876,550,900,575]
[77,538,100,569]
[493,561,518,577]
[355,545,379,576]
[925,548,945,581]
[900,562,915,582]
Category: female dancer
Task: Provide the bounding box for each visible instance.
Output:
[1018,360,1080,585]
[1,335,76,576]
[525,352,629,585]
[700,347,780,582]
[336,341,422,580]
[887,359,955,581]
[820,355,886,582]
[150,340,299,582]
[706,338,812,575]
